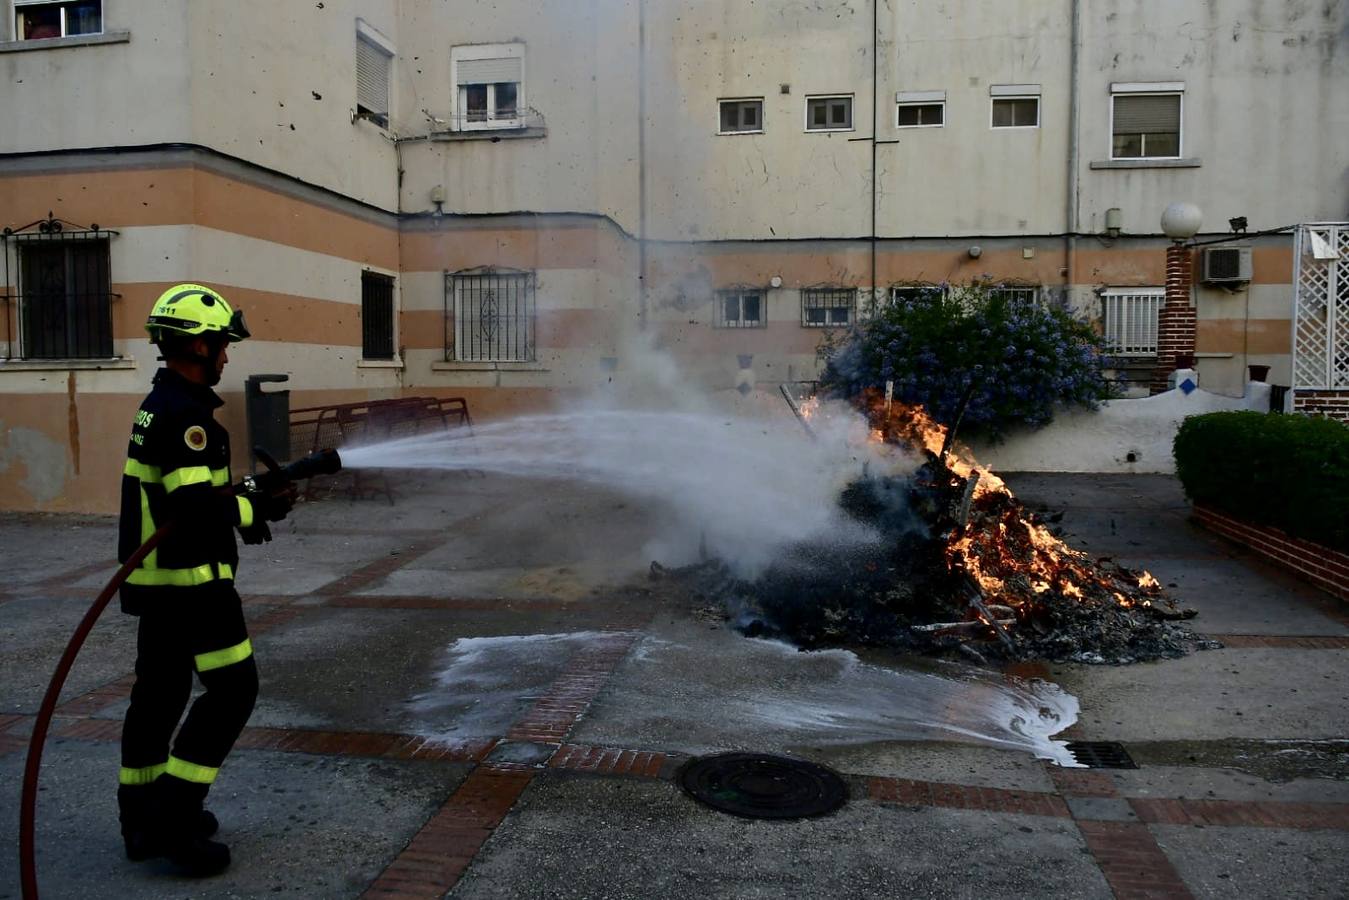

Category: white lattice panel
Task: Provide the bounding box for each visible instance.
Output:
[1293,224,1347,389]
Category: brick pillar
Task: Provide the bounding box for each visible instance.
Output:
[1151,243,1197,394]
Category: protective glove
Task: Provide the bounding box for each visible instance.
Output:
[239,521,272,545]
[247,482,298,523]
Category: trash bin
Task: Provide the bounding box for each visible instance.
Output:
[245,374,290,472]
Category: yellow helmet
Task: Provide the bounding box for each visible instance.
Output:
[145,284,250,343]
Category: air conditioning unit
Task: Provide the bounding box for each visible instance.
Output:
[1202,247,1252,284]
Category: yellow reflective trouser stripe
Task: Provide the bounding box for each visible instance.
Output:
[119,762,167,786]
[124,562,234,587]
[195,638,253,673]
[163,466,212,493]
[166,756,219,785]
[237,495,254,528]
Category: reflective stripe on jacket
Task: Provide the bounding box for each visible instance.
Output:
[118,368,250,614]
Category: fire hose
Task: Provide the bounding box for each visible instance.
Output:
[18,448,341,900]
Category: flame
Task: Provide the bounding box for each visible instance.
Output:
[857,388,1166,632]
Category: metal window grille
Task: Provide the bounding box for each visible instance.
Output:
[1101,289,1162,356]
[801,288,855,327]
[2,214,117,360]
[356,33,391,124]
[990,286,1040,307]
[446,267,535,362]
[715,289,766,328]
[889,285,944,305]
[361,270,395,360]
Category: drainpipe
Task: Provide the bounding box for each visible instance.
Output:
[1064,0,1081,307]
[870,0,879,304]
[638,0,648,330]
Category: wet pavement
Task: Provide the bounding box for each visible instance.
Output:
[1,470,1346,899]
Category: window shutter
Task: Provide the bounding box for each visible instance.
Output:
[357,35,390,115]
[1113,94,1179,134]
[457,57,522,86]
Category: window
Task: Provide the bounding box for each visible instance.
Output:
[989,285,1040,306]
[451,43,525,131]
[1101,288,1162,356]
[719,98,763,134]
[897,103,943,128]
[992,97,1039,128]
[5,235,113,359]
[14,0,101,40]
[889,285,944,305]
[447,268,534,361]
[801,288,855,327]
[1111,85,1182,159]
[806,95,852,132]
[361,271,395,360]
[355,20,394,127]
[715,289,765,328]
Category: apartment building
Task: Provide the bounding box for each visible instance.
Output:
[2,0,1346,512]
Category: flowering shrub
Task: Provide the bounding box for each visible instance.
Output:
[820,283,1115,440]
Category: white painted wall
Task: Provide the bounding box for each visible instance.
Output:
[968,377,1272,474]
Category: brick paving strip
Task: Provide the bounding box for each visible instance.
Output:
[1209,633,1349,649]
[1047,765,1195,900]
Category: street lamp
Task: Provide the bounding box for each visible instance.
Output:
[1152,203,1203,394]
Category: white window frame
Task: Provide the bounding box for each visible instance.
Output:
[715,289,767,328]
[896,90,945,129]
[450,42,526,132]
[804,94,854,133]
[1101,287,1163,357]
[13,0,102,40]
[717,97,764,135]
[355,19,394,127]
[990,85,1040,130]
[1109,82,1184,161]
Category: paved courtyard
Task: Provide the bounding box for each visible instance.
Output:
[1,470,1346,899]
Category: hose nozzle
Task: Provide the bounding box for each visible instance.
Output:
[249,447,342,493]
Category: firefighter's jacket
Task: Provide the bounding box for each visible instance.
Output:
[118,368,255,615]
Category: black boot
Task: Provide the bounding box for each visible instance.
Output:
[151,777,231,877]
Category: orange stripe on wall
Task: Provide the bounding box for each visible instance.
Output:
[1197,319,1293,355]
[0,167,398,270]
[113,283,361,346]
[400,224,601,273]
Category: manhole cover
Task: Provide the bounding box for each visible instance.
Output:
[677,752,849,819]
[1064,741,1138,769]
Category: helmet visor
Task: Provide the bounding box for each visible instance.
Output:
[227,309,251,342]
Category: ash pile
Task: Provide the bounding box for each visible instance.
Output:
[659,402,1216,666]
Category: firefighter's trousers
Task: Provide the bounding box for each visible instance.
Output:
[119,584,258,813]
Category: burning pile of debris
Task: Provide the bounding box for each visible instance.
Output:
[659,392,1213,665]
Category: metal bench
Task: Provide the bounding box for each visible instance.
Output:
[289,396,474,503]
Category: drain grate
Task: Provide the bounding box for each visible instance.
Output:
[677,752,849,819]
[1065,741,1138,769]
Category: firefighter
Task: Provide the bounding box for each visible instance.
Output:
[116,284,295,876]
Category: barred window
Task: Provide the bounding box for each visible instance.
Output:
[990,286,1040,307]
[2,219,115,360]
[889,285,943,305]
[715,289,766,328]
[1101,288,1162,356]
[447,267,535,362]
[801,288,855,327]
[360,270,395,360]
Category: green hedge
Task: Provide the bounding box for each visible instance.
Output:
[1174,411,1349,553]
